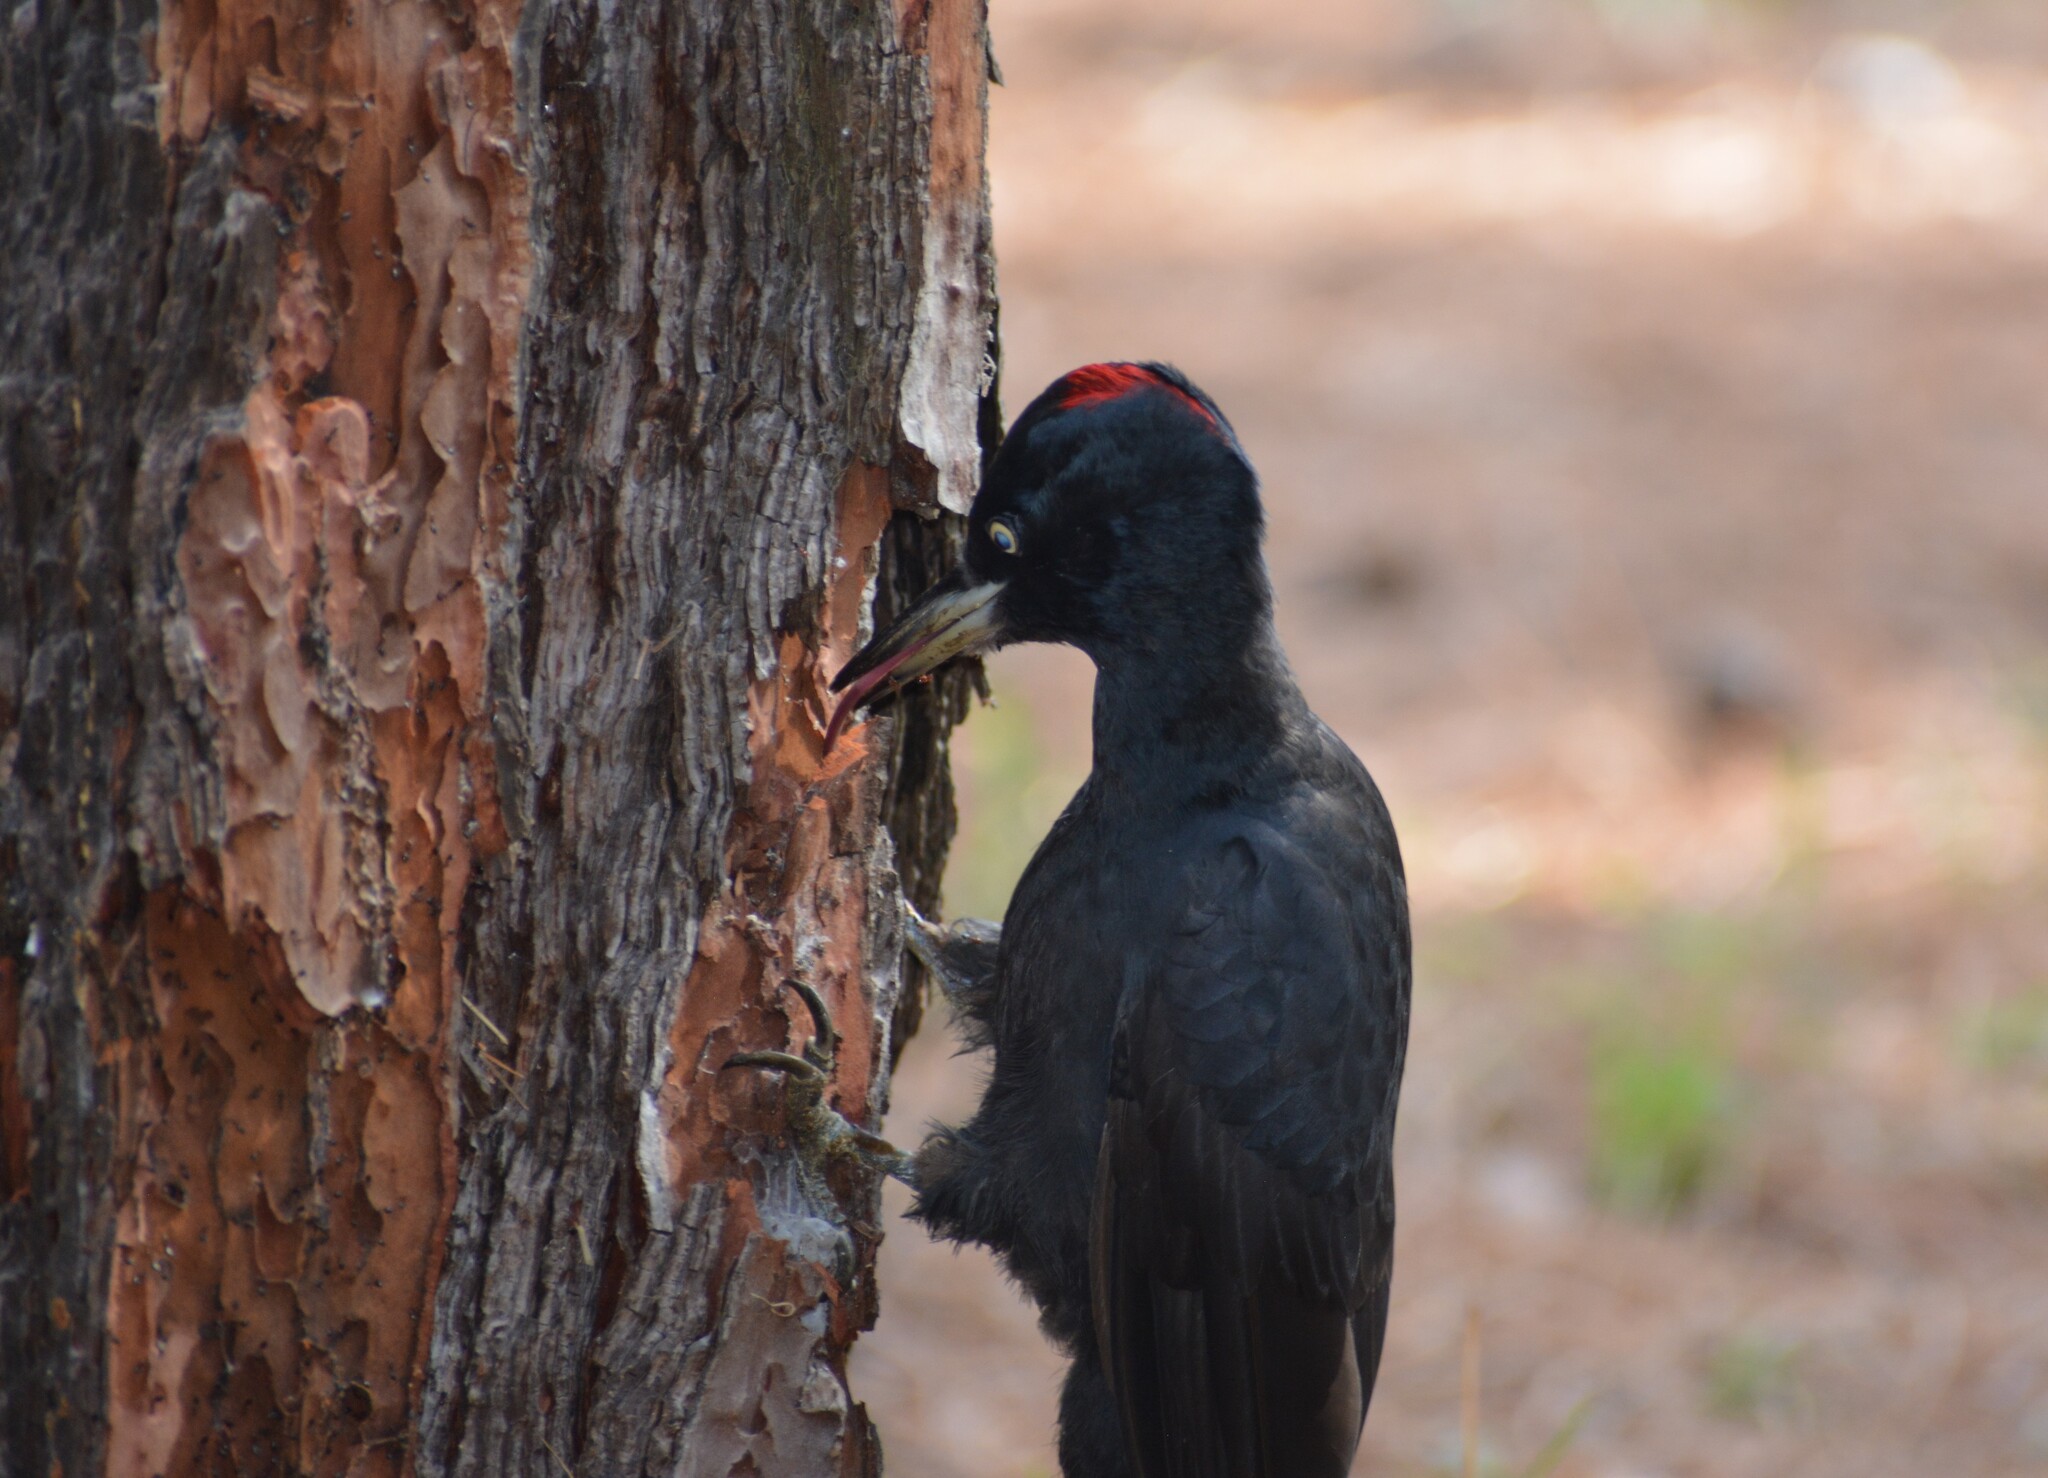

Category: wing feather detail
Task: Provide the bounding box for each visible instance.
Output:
[1092,826,1406,1478]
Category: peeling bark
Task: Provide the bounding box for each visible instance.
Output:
[0,0,995,1473]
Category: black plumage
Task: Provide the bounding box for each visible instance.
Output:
[834,364,1411,1478]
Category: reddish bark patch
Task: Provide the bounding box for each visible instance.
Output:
[107,891,446,1475]
[676,467,900,1198]
[161,0,524,1018]
[108,0,529,1466]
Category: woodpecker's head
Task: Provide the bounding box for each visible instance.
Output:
[829,363,1267,746]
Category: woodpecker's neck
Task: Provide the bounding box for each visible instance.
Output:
[1087,609,1307,794]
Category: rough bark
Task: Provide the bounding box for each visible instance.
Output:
[0,1,994,1474]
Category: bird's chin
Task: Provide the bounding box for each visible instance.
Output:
[825,572,1004,748]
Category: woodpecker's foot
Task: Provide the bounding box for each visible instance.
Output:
[723,978,916,1190]
[902,902,1001,1040]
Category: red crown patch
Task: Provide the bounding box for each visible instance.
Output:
[1054,364,1221,431]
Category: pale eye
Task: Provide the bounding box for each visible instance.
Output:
[988,518,1021,556]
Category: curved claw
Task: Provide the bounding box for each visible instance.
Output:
[724,1049,824,1082]
[722,999,917,1192]
[900,904,1002,1049]
[901,901,942,966]
[786,978,837,1071]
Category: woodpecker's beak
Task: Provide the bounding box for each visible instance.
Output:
[826,569,1004,749]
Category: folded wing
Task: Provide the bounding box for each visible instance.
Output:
[1092,826,1407,1478]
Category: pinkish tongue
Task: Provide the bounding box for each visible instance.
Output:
[823,634,932,751]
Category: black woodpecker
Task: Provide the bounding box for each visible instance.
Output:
[751,363,1410,1478]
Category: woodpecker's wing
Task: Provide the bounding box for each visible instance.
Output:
[1092,822,1408,1478]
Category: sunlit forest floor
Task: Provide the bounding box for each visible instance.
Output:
[851,2,2048,1473]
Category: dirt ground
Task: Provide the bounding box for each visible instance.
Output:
[849,2,2048,1474]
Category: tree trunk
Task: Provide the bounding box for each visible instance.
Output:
[0,1,994,1473]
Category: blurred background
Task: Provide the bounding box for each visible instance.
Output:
[851,1,2048,1473]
